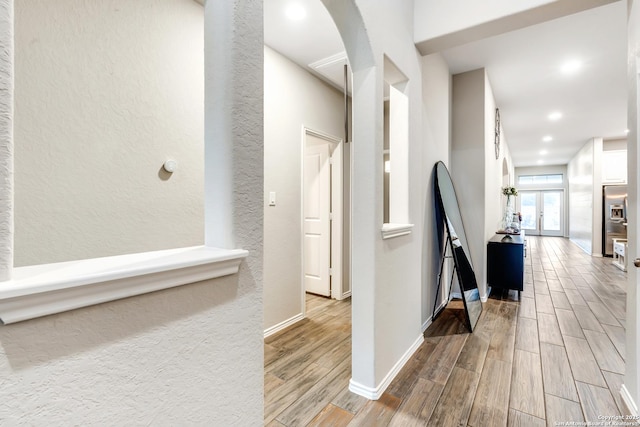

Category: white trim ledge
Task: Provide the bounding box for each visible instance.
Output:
[349,334,424,400]
[381,223,414,240]
[621,384,639,416]
[0,246,248,324]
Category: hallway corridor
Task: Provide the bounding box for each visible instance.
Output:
[264,236,633,426]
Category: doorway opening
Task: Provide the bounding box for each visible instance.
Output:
[303,128,345,300]
[519,190,564,236]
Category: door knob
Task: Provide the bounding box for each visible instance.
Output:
[635,258,640,268]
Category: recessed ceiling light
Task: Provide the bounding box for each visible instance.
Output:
[540,150,548,155]
[561,59,582,75]
[285,3,307,21]
[625,129,630,134]
[542,136,553,142]
[548,111,563,121]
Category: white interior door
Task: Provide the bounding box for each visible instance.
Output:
[304,136,331,296]
[519,190,564,236]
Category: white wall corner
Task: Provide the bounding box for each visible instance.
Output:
[338,290,352,300]
[263,313,304,339]
[0,0,14,282]
[422,317,432,333]
[349,334,424,400]
[481,286,490,302]
[621,385,639,416]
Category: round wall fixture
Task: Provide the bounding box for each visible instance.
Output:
[163,160,177,173]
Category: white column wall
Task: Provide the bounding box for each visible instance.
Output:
[451,68,514,300]
[360,0,426,391]
[322,0,429,395]
[0,0,12,280]
[625,0,640,413]
[592,138,604,256]
[451,69,486,295]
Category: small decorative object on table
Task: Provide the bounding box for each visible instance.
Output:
[499,186,520,234]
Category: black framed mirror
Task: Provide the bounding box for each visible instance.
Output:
[433,161,482,332]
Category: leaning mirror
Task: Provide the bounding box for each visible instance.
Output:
[433,161,482,332]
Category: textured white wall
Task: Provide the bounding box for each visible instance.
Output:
[14,0,205,266]
[0,277,260,424]
[0,0,13,280]
[263,46,345,331]
[568,139,596,254]
[0,0,264,424]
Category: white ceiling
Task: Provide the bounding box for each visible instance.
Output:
[264,0,628,168]
[264,0,347,90]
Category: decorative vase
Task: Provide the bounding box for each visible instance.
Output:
[503,195,515,231]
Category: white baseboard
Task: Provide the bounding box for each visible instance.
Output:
[339,291,352,300]
[422,317,432,333]
[444,291,488,303]
[348,378,379,400]
[621,384,639,416]
[431,298,448,320]
[349,333,424,400]
[570,239,591,255]
[263,313,304,339]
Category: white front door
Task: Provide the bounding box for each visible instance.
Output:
[519,190,564,236]
[303,135,331,296]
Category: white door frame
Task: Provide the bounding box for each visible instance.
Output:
[519,189,564,236]
[301,127,344,307]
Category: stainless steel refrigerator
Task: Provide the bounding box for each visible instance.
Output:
[603,185,627,257]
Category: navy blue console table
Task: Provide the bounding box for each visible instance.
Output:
[487,232,525,293]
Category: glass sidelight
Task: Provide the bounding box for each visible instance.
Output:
[519,190,564,236]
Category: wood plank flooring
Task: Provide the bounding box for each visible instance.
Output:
[265,236,634,426]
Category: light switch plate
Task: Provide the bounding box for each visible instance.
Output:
[269,191,276,206]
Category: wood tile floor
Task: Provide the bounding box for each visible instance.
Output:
[264,236,635,426]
